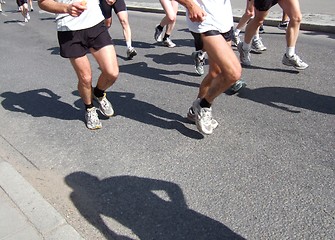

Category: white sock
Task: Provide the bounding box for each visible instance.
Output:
[286,47,295,57]
[234,29,241,36]
[242,42,251,51]
[253,33,260,40]
[126,41,132,49]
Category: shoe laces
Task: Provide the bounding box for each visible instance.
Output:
[199,107,212,124]
[86,108,99,123]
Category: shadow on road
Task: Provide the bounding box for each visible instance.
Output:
[72,91,203,139]
[0,88,82,120]
[65,172,246,240]
[119,62,200,87]
[237,87,335,114]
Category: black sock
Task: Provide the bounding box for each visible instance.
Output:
[94,87,104,98]
[85,103,94,110]
[163,34,170,41]
[200,98,211,108]
[157,25,163,31]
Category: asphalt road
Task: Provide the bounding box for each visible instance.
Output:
[0,2,334,240]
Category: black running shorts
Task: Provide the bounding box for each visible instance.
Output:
[254,0,278,11]
[202,27,234,42]
[57,21,114,58]
[100,0,127,19]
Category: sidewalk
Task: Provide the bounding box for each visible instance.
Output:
[0,2,334,240]
[0,159,83,240]
[126,1,335,34]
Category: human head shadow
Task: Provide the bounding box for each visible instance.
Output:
[146,52,193,66]
[72,90,203,139]
[237,87,335,114]
[1,88,82,120]
[65,172,246,240]
[119,61,200,87]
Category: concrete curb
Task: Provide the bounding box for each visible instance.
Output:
[0,160,84,240]
[127,4,335,34]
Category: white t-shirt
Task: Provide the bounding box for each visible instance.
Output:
[55,0,104,31]
[186,0,233,33]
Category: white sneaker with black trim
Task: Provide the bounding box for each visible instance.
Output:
[93,93,114,117]
[85,107,102,130]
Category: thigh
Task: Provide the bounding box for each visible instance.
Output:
[113,0,126,14]
[70,55,92,81]
[202,33,240,77]
[159,0,178,18]
[278,0,301,19]
[91,45,118,75]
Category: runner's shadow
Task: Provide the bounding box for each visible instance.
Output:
[119,62,199,87]
[1,88,82,120]
[237,87,335,114]
[146,52,193,66]
[65,172,246,240]
[72,91,203,139]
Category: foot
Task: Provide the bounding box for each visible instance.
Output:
[192,99,215,135]
[154,25,163,42]
[191,51,205,76]
[93,92,114,117]
[278,21,289,30]
[251,37,267,53]
[163,38,176,48]
[127,47,137,60]
[237,42,251,66]
[187,105,218,129]
[85,107,102,130]
[282,54,309,70]
[228,79,246,94]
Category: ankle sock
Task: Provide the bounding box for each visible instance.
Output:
[94,87,104,98]
[85,103,94,110]
[200,98,211,108]
[157,25,163,31]
[163,34,170,41]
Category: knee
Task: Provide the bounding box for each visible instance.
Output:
[119,18,128,27]
[290,13,302,24]
[105,67,119,82]
[79,75,92,88]
[246,9,254,19]
[166,15,176,24]
[228,66,242,85]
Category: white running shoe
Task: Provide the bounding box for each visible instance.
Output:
[127,47,137,60]
[251,37,267,53]
[154,25,164,42]
[232,33,241,47]
[187,106,218,129]
[282,54,309,70]
[237,42,251,66]
[93,93,114,117]
[191,51,205,76]
[163,38,176,48]
[192,99,215,135]
[85,107,102,130]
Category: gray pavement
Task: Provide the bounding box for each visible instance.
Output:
[0,0,334,239]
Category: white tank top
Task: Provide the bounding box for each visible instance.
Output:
[186,0,233,33]
[55,0,104,31]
